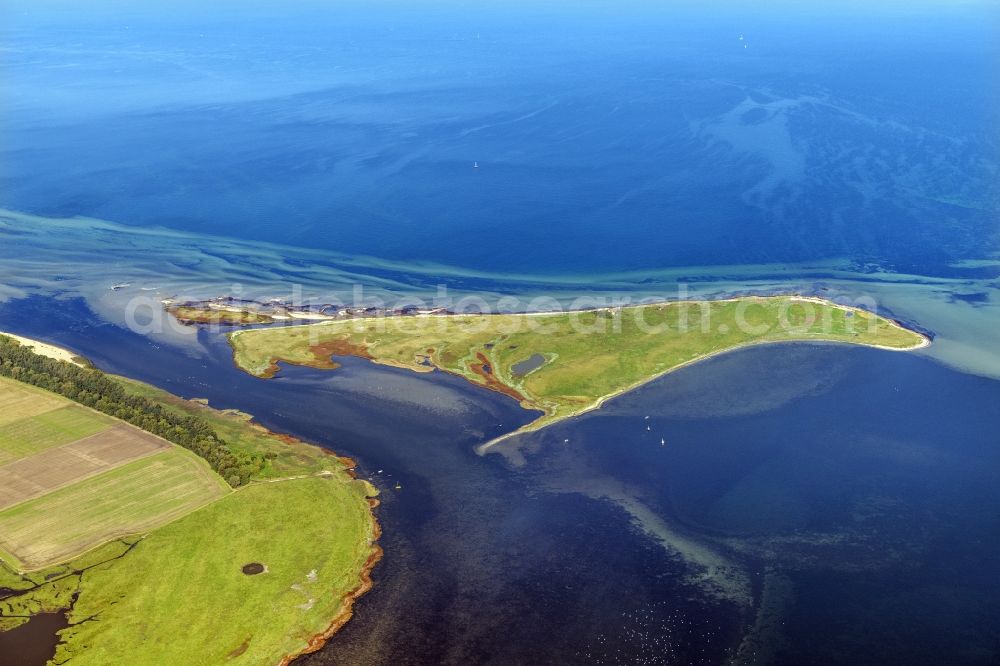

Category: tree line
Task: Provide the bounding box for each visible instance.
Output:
[0,336,263,487]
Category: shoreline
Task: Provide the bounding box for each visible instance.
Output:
[474,332,930,454]
[232,425,383,666]
[206,413,384,666]
[0,332,87,367]
[224,294,931,455]
[278,500,383,666]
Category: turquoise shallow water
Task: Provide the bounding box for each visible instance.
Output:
[1,208,999,382]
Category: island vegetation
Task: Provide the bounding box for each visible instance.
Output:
[167,304,276,326]
[229,295,928,445]
[0,336,380,664]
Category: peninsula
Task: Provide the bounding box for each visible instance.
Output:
[0,335,380,664]
[228,296,929,447]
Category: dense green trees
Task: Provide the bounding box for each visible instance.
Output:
[0,336,263,486]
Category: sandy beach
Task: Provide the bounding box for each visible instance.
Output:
[0,332,87,367]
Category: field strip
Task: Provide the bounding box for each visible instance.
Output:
[0,376,66,426]
[0,424,170,511]
[0,448,230,570]
[0,404,115,461]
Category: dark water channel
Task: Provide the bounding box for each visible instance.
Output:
[2,297,998,665]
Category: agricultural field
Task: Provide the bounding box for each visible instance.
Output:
[0,448,229,570]
[0,375,228,570]
[0,360,379,664]
[0,424,171,510]
[0,404,115,464]
[0,379,67,427]
[230,295,929,442]
[0,374,117,467]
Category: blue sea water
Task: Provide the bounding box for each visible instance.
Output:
[2,1,998,276]
[2,296,999,664]
[2,2,1000,664]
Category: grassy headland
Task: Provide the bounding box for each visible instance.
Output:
[229,296,928,445]
[0,338,380,664]
[51,475,377,665]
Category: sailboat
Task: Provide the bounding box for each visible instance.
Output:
[473,161,480,169]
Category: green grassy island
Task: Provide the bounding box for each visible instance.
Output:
[168,304,277,326]
[0,335,380,665]
[230,296,928,448]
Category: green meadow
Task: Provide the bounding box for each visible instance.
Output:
[52,475,375,665]
[0,368,378,664]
